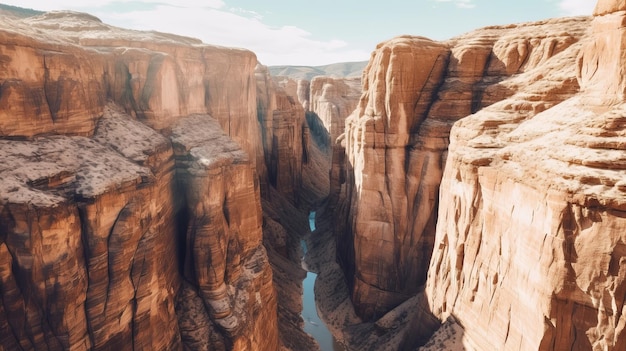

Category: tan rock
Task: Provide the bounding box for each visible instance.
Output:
[594,0,626,15]
[0,109,181,350]
[338,18,590,321]
[171,114,279,350]
[0,11,261,173]
[0,11,279,351]
[256,67,307,204]
[309,76,361,143]
[305,76,361,204]
[340,35,450,320]
[424,4,626,350]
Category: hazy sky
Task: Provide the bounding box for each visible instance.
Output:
[5,0,595,66]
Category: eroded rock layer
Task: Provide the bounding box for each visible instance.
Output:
[0,106,181,350]
[338,17,591,320]
[256,66,307,205]
[424,5,626,350]
[0,11,279,351]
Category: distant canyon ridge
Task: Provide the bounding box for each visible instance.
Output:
[0,1,625,351]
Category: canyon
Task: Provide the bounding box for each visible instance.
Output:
[0,1,625,351]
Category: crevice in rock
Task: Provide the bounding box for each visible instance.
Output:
[77,205,96,349]
[42,55,58,123]
[174,200,189,275]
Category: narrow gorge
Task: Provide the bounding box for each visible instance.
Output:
[1,1,625,351]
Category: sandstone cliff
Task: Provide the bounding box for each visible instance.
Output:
[255,65,323,351]
[332,1,626,350]
[336,15,591,321]
[256,66,307,204]
[0,11,279,351]
[424,3,626,350]
[306,76,361,205]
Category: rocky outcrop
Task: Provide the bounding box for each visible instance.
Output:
[337,17,591,320]
[256,66,307,204]
[0,11,279,351]
[261,73,362,207]
[309,76,361,144]
[304,76,361,204]
[423,3,626,349]
[0,105,181,350]
[339,36,451,320]
[172,114,277,350]
[0,11,262,175]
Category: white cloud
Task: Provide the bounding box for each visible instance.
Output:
[3,0,368,66]
[558,0,595,16]
[433,0,476,9]
[228,7,263,20]
[457,0,476,9]
[4,0,225,12]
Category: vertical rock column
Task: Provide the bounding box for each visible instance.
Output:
[0,116,182,350]
[340,36,450,320]
[256,66,307,204]
[172,115,278,351]
[423,2,626,349]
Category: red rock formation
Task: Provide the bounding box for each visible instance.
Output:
[256,66,307,204]
[0,11,279,351]
[309,77,361,144]
[424,3,626,349]
[0,105,181,350]
[339,36,451,320]
[172,115,277,350]
[338,18,591,321]
[0,11,261,174]
[303,76,361,205]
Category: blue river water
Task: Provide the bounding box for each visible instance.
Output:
[301,211,345,351]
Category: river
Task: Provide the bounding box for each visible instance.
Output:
[301,211,345,351]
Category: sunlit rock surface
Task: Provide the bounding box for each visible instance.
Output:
[0,11,278,351]
[337,15,593,323]
[424,4,626,350]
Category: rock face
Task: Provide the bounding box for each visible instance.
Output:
[338,36,451,320]
[304,76,361,204]
[0,11,279,351]
[308,76,361,144]
[0,110,181,350]
[423,4,626,350]
[256,66,307,204]
[172,114,277,350]
[337,18,591,320]
[335,1,626,349]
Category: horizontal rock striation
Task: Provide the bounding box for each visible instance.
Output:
[0,11,261,174]
[424,4,626,350]
[338,17,591,320]
[256,65,308,205]
[0,105,181,350]
[0,11,279,351]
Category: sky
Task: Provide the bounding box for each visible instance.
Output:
[3,0,596,66]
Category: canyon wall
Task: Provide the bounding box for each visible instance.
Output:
[424,3,626,349]
[306,76,361,204]
[336,1,626,350]
[255,66,319,351]
[0,11,279,351]
[5,3,625,351]
[270,75,361,204]
[256,67,307,204]
[337,17,591,320]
